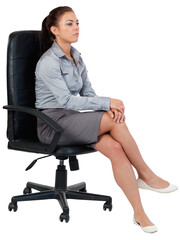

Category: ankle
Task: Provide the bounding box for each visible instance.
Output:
[134,206,145,217]
[138,170,156,182]
[133,204,146,220]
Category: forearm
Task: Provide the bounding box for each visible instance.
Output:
[61,95,110,111]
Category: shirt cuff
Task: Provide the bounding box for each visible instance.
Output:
[98,97,110,111]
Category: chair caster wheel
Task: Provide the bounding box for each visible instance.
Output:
[103,201,112,211]
[59,213,70,223]
[23,187,32,194]
[8,202,18,212]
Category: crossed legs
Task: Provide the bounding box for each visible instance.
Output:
[93,112,168,226]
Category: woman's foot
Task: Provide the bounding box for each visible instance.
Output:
[133,217,158,233]
[138,175,169,189]
[134,210,154,227]
[137,178,178,193]
[133,204,158,233]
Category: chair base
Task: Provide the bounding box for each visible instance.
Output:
[8,162,112,222]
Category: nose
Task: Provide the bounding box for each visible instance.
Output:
[74,23,79,31]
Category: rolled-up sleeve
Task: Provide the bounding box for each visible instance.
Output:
[37,56,110,111]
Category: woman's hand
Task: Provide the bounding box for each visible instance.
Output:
[108,98,125,123]
[110,98,125,113]
[107,108,126,123]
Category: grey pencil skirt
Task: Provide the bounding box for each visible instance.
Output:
[37,108,106,148]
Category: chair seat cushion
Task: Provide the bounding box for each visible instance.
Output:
[8,140,96,157]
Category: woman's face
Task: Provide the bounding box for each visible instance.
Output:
[51,11,79,44]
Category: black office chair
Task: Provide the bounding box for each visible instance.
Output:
[3,31,112,223]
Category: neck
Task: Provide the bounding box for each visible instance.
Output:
[56,39,71,58]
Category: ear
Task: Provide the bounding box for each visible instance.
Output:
[50,26,58,36]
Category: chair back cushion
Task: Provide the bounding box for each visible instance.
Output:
[7,31,41,140]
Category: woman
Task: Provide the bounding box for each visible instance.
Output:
[35,6,177,233]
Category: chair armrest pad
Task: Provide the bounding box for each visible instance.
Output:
[3,105,63,134]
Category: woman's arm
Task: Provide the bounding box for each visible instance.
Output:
[36,56,110,111]
[79,60,125,120]
[79,64,125,122]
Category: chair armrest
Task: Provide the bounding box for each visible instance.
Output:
[3,105,64,153]
[3,105,63,133]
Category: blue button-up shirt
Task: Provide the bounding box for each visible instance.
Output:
[35,41,110,111]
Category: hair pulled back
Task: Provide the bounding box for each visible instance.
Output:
[41,6,74,55]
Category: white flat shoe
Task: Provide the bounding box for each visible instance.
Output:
[133,218,158,233]
[137,178,178,193]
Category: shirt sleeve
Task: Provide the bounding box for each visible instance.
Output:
[37,56,110,111]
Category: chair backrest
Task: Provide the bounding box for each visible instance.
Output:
[7,31,41,141]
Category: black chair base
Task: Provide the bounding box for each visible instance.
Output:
[8,161,112,222]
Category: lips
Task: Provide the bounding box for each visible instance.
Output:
[74,33,79,36]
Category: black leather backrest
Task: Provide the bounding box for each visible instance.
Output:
[7,31,41,140]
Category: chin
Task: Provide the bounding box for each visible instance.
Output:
[71,39,78,43]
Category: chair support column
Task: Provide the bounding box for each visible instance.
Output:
[55,161,67,190]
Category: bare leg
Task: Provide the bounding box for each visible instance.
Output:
[94,133,154,227]
[98,112,169,189]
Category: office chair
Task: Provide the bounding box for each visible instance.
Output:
[3,31,112,223]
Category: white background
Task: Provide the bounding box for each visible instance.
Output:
[0,0,180,239]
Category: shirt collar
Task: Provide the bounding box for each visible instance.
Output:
[51,41,81,63]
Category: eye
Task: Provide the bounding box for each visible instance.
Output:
[66,22,79,26]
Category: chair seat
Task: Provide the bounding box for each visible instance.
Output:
[8,139,97,156]
[54,144,96,157]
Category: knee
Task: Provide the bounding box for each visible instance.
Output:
[94,134,124,159]
[104,112,128,131]
[105,136,123,154]
[110,141,129,167]
[112,141,123,153]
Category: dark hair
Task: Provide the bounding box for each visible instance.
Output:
[41,6,74,55]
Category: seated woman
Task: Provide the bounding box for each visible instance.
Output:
[35,6,178,233]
